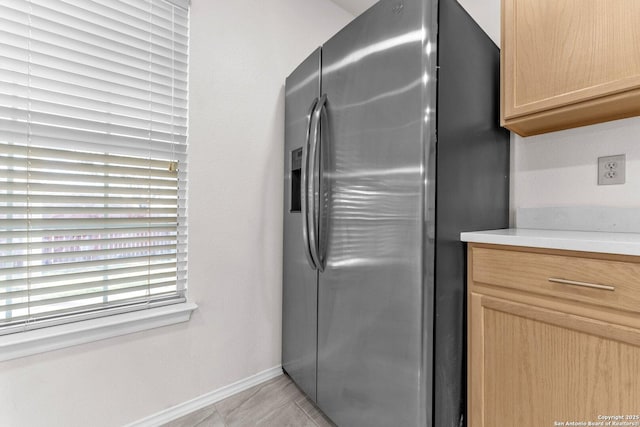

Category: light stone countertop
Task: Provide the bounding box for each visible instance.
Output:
[460,228,640,257]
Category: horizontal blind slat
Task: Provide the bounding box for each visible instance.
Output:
[0,194,178,206]
[0,253,177,277]
[1,170,177,189]
[17,1,188,55]
[0,18,188,80]
[0,235,177,252]
[0,181,178,197]
[0,262,178,288]
[0,33,187,91]
[0,142,182,169]
[0,206,178,217]
[1,282,178,313]
[0,91,188,134]
[0,217,178,230]
[62,0,186,46]
[0,292,182,327]
[0,226,177,241]
[0,71,188,116]
[0,110,187,145]
[0,244,176,265]
[0,59,188,113]
[1,272,177,300]
[0,295,186,331]
[0,158,180,180]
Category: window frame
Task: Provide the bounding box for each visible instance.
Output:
[0,301,196,361]
[0,0,192,350]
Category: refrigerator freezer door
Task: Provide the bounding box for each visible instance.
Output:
[317,1,437,426]
[283,48,321,400]
[434,0,510,424]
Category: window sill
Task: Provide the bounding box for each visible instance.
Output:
[0,302,198,362]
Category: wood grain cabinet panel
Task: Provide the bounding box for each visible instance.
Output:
[471,246,640,314]
[501,0,640,136]
[468,244,640,427]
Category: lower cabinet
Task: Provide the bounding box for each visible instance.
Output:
[468,244,640,427]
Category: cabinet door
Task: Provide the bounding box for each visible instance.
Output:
[502,0,640,135]
[469,292,640,427]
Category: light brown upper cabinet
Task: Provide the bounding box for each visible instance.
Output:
[501,0,640,136]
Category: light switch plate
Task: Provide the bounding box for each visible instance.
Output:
[598,154,626,185]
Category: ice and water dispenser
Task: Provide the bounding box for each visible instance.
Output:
[290,147,303,212]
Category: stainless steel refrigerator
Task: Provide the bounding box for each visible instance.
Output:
[282,0,509,425]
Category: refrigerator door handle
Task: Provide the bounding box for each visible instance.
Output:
[308,94,327,272]
[301,97,319,270]
[316,97,329,271]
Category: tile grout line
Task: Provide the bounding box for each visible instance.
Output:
[217,377,304,426]
[193,409,226,427]
[213,378,272,424]
[214,396,253,422]
[294,400,323,427]
[158,375,334,427]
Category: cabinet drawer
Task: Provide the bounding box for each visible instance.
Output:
[471,247,640,314]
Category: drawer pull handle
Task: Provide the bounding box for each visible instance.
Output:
[548,277,615,291]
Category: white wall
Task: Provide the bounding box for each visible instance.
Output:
[457,0,501,46]
[512,117,640,225]
[0,2,353,426]
[329,0,377,15]
[330,0,501,46]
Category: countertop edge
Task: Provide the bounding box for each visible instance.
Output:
[460,229,640,257]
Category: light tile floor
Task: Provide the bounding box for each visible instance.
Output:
[161,374,336,427]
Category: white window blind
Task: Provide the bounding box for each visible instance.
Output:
[0,0,189,335]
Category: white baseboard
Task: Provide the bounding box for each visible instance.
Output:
[126,365,283,427]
